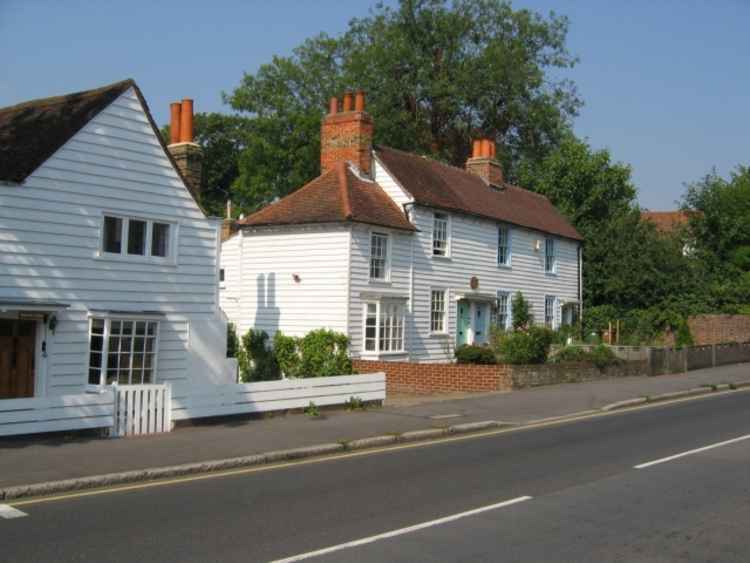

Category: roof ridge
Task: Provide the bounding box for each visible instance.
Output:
[0,79,135,115]
[337,162,353,219]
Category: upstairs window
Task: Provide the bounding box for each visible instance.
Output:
[102,215,174,261]
[432,213,449,256]
[430,289,446,333]
[545,237,556,273]
[369,232,389,280]
[497,226,511,266]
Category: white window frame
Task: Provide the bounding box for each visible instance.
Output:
[369,231,390,282]
[432,212,451,258]
[99,212,178,265]
[497,225,512,267]
[87,315,161,390]
[544,295,557,329]
[362,301,406,355]
[429,288,448,334]
[544,237,557,274]
[495,290,512,330]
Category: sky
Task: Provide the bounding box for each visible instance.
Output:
[1,0,747,210]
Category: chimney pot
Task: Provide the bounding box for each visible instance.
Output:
[354,90,366,112]
[328,97,338,115]
[169,103,182,145]
[467,137,503,187]
[342,91,353,112]
[480,139,491,158]
[179,98,194,143]
[472,139,481,158]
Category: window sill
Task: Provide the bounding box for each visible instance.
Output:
[497,263,512,270]
[361,351,408,360]
[94,251,177,267]
[368,279,392,286]
[431,254,452,261]
[429,332,450,338]
[545,271,558,277]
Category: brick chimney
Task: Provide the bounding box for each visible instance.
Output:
[466,138,504,189]
[168,98,204,199]
[320,90,373,176]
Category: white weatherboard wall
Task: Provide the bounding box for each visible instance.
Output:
[0,87,229,396]
[220,225,350,338]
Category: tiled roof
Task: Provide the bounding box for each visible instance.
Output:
[0,79,135,184]
[375,146,582,241]
[641,211,692,233]
[237,161,415,231]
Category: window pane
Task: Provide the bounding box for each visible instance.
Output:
[433,214,448,256]
[364,303,377,351]
[151,223,170,258]
[127,220,147,255]
[370,233,388,280]
[498,226,509,265]
[88,369,101,386]
[431,290,445,332]
[91,318,105,335]
[103,216,123,254]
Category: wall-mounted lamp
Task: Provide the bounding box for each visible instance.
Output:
[48,314,58,334]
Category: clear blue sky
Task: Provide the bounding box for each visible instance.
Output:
[2,0,747,210]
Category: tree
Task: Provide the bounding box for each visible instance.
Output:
[224,0,581,212]
[162,113,247,217]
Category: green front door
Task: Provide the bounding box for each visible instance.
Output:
[457,301,471,346]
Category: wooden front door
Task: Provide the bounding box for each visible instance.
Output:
[0,319,36,399]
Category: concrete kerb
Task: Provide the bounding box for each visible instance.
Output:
[4,382,750,502]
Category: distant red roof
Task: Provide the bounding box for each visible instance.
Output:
[375,146,582,241]
[237,161,415,232]
[641,211,693,233]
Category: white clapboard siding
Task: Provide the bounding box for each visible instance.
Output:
[0,86,228,396]
[170,373,386,421]
[0,391,115,437]
[113,384,172,437]
[219,225,350,338]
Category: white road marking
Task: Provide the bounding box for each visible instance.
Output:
[0,504,28,519]
[270,495,532,562]
[635,433,750,469]
[429,413,462,420]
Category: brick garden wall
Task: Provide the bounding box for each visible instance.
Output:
[688,315,750,345]
[353,359,647,395]
[352,360,513,394]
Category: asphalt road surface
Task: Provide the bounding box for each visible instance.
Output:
[2,391,749,563]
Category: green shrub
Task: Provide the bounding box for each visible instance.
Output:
[511,292,533,331]
[496,326,554,364]
[588,344,619,369]
[226,323,240,358]
[550,346,590,363]
[455,344,497,364]
[297,329,352,377]
[240,329,281,382]
[273,331,301,378]
[674,320,694,348]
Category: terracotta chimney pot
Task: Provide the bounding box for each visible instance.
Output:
[342,91,353,112]
[472,139,481,158]
[179,98,194,143]
[354,90,366,112]
[328,97,339,115]
[169,102,182,145]
[480,139,491,158]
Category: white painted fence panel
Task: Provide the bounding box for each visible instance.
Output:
[171,373,386,421]
[0,390,115,437]
[113,384,172,437]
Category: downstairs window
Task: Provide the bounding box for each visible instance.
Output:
[88,318,160,386]
[364,301,405,353]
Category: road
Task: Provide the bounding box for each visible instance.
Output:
[2,391,749,562]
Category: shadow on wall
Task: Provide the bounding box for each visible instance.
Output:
[186,315,233,386]
[254,273,281,338]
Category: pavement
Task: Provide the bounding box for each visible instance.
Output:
[0,363,749,496]
[2,389,749,562]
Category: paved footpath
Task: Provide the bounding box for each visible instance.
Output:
[1,363,748,491]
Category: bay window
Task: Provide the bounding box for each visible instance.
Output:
[88,318,160,386]
[363,301,405,353]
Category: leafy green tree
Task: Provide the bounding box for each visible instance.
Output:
[224,0,581,212]
[511,291,533,330]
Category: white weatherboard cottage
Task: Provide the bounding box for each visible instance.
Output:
[221,92,583,363]
[0,79,232,405]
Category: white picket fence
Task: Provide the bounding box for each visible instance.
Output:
[0,373,386,438]
[112,384,172,437]
[170,372,386,421]
[0,390,116,437]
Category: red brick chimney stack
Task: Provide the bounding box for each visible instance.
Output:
[168,98,203,199]
[320,90,374,177]
[466,137,503,188]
